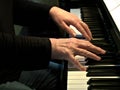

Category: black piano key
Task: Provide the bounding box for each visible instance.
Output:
[90,27,102,30]
[88,85,120,90]
[86,65,120,76]
[84,19,100,21]
[87,65,120,69]
[100,55,114,59]
[83,17,98,22]
[92,33,105,38]
[91,41,113,49]
[88,78,120,86]
[81,7,98,11]
[87,23,101,26]
[90,28,103,31]
[91,39,108,42]
[82,13,98,18]
[91,39,116,52]
[87,68,118,73]
[86,51,120,65]
[84,19,99,22]
[91,30,104,34]
[99,47,115,52]
[81,7,98,14]
[81,14,100,19]
[82,10,99,17]
[85,21,100,24]
[85,22,100,26]
[94,52,115,58]
[82,11,98,14]
[87,72,120,76]
[86,51,116,64]
[85,59,118,65]
[99,51,113,55]
[90,42,111,47]
[105,51,116,55]
[97,46,113,51]
[91,40,110,45]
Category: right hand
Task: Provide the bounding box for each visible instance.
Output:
[49,6,92,40]
[50,38,106,71]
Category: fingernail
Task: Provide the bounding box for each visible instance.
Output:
[101,50,106,54]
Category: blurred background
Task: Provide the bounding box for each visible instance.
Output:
[14,0,59,35]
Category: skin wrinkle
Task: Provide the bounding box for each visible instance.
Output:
[65,38,101,60]
[81,21,92,39]
[50,6,92,41]
[48,6,106,70]
[66,39,101,61]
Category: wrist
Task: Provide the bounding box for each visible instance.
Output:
[50,38,57,59]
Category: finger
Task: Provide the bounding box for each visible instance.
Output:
[87,45,106,54]
[75,48,101,61]
[73,22,91,40]
[80,21,93,39]
[77,42,106,54]
[61,22,76,37]
[69,55,87,71]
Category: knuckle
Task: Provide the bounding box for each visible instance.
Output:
[86,44,92,48]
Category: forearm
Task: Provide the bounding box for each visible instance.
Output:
[0,32,51,69]
[13,0,53,27]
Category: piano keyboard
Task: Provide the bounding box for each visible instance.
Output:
[68,70,120,90]
[67,3,120,90]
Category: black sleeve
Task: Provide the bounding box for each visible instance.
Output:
[0,32,51,70]
[13,0,53,27]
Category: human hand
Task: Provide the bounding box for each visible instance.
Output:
[49,6,92,41]
[50,38,106,71]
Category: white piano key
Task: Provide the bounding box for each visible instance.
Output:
[68,71,87,76]
[75,55,86,62]
[68,55,87,68]
[68,71,120,78]
[70,8,81,19]
[69,8,84,37]
[68,87,88,90]
[67,71,120,90]
[69,8,86,69]
[68,79,88,85]
[69,25,82,36]
[68,85,88,90]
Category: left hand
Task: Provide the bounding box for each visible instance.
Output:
[49,6,92,41]
[50,38,106,71]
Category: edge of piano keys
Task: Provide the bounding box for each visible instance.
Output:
[67,71,120,90]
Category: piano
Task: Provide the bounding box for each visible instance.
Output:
[58,0,120,90]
